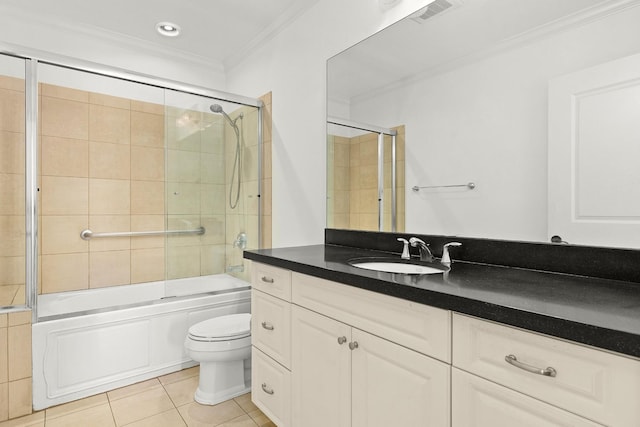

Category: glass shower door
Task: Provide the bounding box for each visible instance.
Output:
[163,91,260,289]
[0,54,26,307]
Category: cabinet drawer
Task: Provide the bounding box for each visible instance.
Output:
[251,262,291,301]
[452,368,602,427]
[292,272,451,363]
[252,289,291,368]
[252,347,291,427]
[453,314,640,427]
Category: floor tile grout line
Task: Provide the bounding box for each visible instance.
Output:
[158,379,189,426]
[107,397,117,427]
[43,393,109,425]
[107,395,118,427]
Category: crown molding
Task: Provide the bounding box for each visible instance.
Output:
[224,0,321,72]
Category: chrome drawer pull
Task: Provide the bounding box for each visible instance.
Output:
[349,341,359,351]
[261,276,275,283]
[261,321,274,331]
[505,354,557,377]
[261,383,275,395]
[337,336,347,345]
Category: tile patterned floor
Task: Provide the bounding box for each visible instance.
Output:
[0,367,276,427]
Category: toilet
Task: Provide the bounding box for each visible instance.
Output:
[184,313,252,405]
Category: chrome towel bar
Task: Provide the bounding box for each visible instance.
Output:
[80,227,205,240]
[412,182,475,192]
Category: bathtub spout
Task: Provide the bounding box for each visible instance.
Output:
[226,265,245,273]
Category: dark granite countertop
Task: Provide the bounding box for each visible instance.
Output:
[244,244,640,359]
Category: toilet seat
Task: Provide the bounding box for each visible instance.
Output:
[188,313,251,342]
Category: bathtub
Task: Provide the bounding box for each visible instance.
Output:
[32,274,251,410]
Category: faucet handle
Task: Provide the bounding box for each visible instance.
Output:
[441,242,462,267]
[397,238,410,259]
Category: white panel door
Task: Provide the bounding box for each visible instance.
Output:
[291,305,352,427]
[548,52,640,247]
[351,328,450,427]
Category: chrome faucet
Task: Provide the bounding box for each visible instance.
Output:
[409,237,435,262]
[441,242,462,267]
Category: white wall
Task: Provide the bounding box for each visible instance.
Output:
[226,0,435,247]
[349,6,640,242]
[0,0,434,248]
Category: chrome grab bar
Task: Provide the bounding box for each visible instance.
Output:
[412,182,475,192]
[80,227,205,241]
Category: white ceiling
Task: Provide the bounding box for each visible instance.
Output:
[0,0,320,69]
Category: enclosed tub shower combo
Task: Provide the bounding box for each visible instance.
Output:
[0,48,264,411]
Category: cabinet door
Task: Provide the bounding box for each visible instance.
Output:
[351,329,450,427]
[291,305,351,427]
[452,368,603,427]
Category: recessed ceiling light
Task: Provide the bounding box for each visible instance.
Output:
[156,22,181,37]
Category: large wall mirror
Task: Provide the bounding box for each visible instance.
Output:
[327,0,640,249]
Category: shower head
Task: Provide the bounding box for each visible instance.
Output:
[210,103,242,139]
[210,103,236,127]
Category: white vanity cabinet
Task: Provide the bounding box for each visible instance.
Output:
[290,271,451,427]
[250,263,292,427]
[250,261,640,427]
[452,314,640,427]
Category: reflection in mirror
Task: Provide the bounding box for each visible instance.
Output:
[327,0,640,249]
[327,121,405,232]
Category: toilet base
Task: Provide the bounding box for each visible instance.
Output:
[194,358,251,406]
[194,384,251,406]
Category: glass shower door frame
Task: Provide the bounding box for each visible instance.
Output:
[1,41,263,319]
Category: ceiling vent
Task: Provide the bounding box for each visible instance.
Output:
[410,0,462,23]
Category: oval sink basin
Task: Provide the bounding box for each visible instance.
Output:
[349,260,445,275]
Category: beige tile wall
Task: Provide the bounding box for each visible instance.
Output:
[327,135,351,229]
[39,84,167,293]
[0,310,33,422]
[327,125,405,232]
[0,75,26,306]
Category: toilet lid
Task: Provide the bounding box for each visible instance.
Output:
[188,313,251,340]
